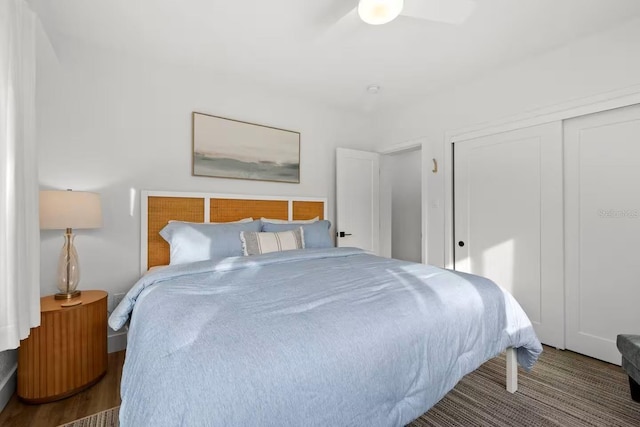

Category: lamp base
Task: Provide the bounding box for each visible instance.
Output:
[54,290,81,300]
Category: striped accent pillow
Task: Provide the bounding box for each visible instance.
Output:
[240,227,305,256]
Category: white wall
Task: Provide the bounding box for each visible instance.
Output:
[36,34,374,302]
[374,17,640,267]
[36,17,640,298]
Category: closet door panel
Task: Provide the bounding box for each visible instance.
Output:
[565,104,640,364]
[454,122,564,348]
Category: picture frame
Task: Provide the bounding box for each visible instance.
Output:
[192,112,300,183]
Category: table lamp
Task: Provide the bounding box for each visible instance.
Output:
[40,189,102,299]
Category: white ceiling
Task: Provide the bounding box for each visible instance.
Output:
[29,0,640,113]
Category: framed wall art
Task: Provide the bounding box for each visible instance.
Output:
[192,112,300,183]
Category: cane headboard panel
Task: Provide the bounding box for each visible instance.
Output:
[141,191,327,273]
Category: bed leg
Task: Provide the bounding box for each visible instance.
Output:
[506,347,518,393]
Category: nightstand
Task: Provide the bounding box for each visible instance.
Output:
[17,290,108,403]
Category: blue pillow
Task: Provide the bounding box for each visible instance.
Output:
[159,220,262,265]
[261,220,333,249]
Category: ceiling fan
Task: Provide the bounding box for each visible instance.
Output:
[316,0,477,46]
[356,0,477,26]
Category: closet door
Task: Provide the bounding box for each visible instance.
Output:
[565,104,640,365]
[454,122,564,348]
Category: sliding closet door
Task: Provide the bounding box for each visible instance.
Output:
[454,122,564,348]
[565,104,640,365]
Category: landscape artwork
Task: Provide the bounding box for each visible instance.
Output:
[192,112,300,183]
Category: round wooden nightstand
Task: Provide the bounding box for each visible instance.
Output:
[17,290,108,404]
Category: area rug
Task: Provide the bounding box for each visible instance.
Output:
[59,348,640,427]
[57,406,119,427]
[409,348,640,426]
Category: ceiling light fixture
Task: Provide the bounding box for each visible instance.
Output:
[358,0,404,25]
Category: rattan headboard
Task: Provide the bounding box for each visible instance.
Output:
[140,191,327,273]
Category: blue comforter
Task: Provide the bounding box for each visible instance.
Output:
[109,248,541,427]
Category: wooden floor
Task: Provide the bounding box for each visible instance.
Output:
[0,351,124,427]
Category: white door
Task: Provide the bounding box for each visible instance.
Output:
[454,122,564,348]
[565,104,640,364]
[336,148,380,253]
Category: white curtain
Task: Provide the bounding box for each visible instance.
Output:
[0,0,40,352]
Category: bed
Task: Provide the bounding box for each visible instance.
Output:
[108,191,542,427]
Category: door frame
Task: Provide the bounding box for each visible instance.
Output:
[378,138,430,263]
[444,84,640,269]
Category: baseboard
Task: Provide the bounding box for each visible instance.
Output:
[0,364,17,413]
[108,326,128,353]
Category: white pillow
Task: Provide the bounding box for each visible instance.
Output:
[169,217,253,224]
[240,228,305,256]
[260,216,319,224]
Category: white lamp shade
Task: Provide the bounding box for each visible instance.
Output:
[40,190,103,230]
[358,0,404,25]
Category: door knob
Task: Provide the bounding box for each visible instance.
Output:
[458,241,465,247]
[338,231,353,238]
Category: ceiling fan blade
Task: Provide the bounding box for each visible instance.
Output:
[401,0,476,25]
[315,6,361,45]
